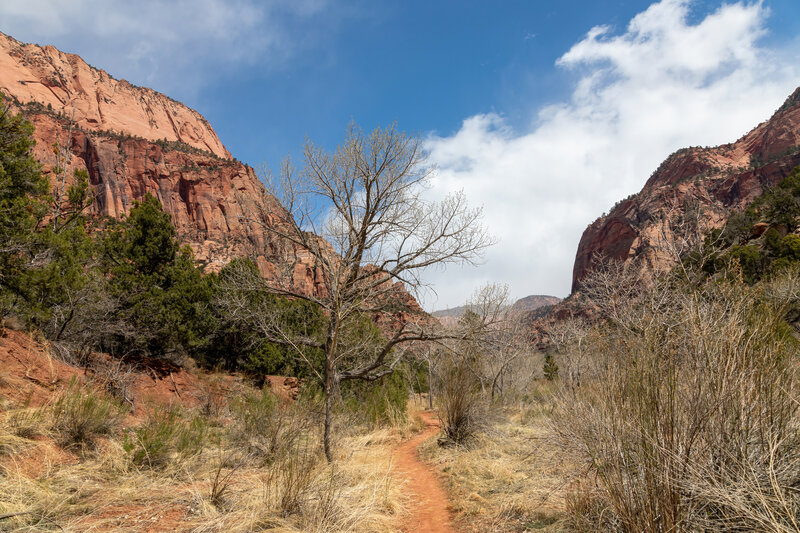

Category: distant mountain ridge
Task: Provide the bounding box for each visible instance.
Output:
[432,294,561,319]
[511,295,561,312]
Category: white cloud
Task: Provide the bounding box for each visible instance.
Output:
[0,0,330,95]
[422,0,799,311]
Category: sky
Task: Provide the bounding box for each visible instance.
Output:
[2,0,800,310]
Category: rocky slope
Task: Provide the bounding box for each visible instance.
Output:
[572,87,800,290]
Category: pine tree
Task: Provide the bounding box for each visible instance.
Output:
[543,352,559,381]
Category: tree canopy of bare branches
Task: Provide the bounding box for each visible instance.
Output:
[235,122,494,461]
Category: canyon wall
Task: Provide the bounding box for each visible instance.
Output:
[0,32,329,297]
[572,87,800,290]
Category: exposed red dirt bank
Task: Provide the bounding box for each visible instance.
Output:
[394,410,455,533]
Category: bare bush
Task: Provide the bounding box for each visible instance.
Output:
[437,356,487,446]
[262,438,320,517]
[546,318,593,391]
[553,268,800,532]
[229,389,312,464]
[89,357,136,407]
[208,446,246,509]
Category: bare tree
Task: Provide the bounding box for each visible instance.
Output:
[546,317,591,391]
[50,106,75,231]
[236,122,493,461]
[460,283,534,402]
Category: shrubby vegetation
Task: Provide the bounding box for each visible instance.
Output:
[0,99,422,532]
[555,264,800,532]
[545,173,800,531]
[697,166,800,283]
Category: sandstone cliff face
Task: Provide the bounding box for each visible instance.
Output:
[572,87,800,291]
[0,33,329,297]
[24,110,330,296]
[0,32,229,158]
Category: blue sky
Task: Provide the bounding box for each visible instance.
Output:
[2,0,800,309]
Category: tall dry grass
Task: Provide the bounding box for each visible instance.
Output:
[420,394,575,533]
[0,379,411,532]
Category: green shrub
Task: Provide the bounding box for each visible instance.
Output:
[543,353,559,381]
[123,406,207,468]
[50,378,127,449]
[100,195,216,363]
[342,370,409,426]
[208,258,326,379]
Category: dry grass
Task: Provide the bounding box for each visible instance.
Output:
[0,385,412,532]
[420,394,579,533]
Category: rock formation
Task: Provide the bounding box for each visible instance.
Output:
[0,31,423,311]
[0,32,228,157]
[572,87,800,290]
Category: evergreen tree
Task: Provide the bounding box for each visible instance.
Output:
[0,98,49,317]
[101,194,214,362]
[543,352,559,381]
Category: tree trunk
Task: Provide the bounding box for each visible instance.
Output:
[428,363,434,410]
[323,374,333,462]
[323,316,339,463]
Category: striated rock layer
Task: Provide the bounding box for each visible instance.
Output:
[23,110,330,294]
[572,87,800,291]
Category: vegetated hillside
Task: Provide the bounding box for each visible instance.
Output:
[0,325,414,532]
[572,86,800,291]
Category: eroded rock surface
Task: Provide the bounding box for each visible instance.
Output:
[572,87,800,290]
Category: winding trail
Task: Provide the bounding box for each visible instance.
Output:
[394,410,455,533]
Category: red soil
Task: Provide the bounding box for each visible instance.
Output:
[0,328,241,416]
[0,329,83,406]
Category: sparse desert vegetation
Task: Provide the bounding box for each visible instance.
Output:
[420,396,575,533]
[0,342,414,532]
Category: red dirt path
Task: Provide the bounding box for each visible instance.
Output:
[394,410,455,533]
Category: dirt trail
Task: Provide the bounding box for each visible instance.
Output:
[394,410,455,533]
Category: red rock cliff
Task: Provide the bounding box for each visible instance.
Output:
[572,87,800,291]
[0,33,427,321]
[0,32,229,158]
[0,32,329,296]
